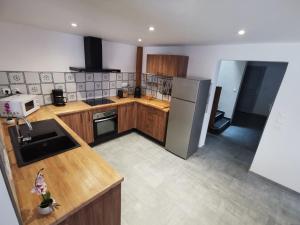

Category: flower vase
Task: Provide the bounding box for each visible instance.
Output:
[37,198,55,215]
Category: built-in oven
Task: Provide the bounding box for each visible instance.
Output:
[93,109,118,145]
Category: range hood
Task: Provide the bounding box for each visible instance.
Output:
[70,36,120,73]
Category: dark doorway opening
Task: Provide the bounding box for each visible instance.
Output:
[208,60,288,167]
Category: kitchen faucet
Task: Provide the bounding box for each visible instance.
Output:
[15,117,33,144]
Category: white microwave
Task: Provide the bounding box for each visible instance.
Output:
[0,94,40,118]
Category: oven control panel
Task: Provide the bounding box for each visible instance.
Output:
[93,109,117,120]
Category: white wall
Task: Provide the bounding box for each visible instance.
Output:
[102,40,136,72]
[0,22,84,71]
[0,171,19,225]
[0,22,137,72]
[217,60,247,119]
[145,43,300,193]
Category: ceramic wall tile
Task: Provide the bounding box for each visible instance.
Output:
[76,83,85,91]
[66,83,76,92]
[117,73,122,81]
[95,90,103,98]
[44,95,52,104]
[103,90,109,97]
[86,73,93,81]
[40,72,53,83]
[37,95,44,106]
[77,92,86,100]
[116,81,122,89]
[75,73,85,82]
[102,73,109,81]
[86,91,95,99]
[67,93,77,102]
[0,72,9,84]
[24,72,40,84]
[110,81,116,89]
[109,89,116,96]
[94,73,102,81]
[109,73,116,81]
[65,73,75,82]
[102,81,109,89]
[86,82,94,91]
[8,72,24,84]
[41,83,54,94]
[95,82,102,90]
[122,73,128,81]
[28,84,42,95]
[53,73,65,83]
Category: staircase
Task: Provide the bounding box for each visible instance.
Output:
[209,110,231,134]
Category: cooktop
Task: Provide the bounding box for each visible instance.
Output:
[83,98,115,106]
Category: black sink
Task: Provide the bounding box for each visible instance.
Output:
[9,119,80,167]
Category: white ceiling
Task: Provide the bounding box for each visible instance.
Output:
[1,0,300,46]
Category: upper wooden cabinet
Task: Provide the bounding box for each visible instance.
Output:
[146,54,189,77]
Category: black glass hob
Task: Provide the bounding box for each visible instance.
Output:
[83,98,115,106]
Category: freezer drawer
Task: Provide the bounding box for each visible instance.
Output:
[172,77,200,102]
[165,98,195,159]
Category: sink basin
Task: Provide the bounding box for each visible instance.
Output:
[9,119,80,167]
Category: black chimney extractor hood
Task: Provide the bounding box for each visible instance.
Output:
[69,36,121,73]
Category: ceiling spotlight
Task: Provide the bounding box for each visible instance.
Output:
[71,23,78,27]
[138,38,142,42]
[238,29,245,35]
[148,26,155,31]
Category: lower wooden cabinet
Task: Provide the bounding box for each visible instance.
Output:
[59,111,94,144]
[136,104,168,142]
[118,103,136,133]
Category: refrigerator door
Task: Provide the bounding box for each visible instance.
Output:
[165,97,195,159]
[172,77,200,102]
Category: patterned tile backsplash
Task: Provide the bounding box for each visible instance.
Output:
[0,71,136,105]
[141,74,173,101]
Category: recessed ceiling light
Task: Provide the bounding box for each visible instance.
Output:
[71,23,78,27]
[148,26,155,31]
[238,29,245,35]
[138,38,142,42]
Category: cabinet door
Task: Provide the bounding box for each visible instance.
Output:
[136,104,168,142]
[118,103,136,133]
[59,111,94,144]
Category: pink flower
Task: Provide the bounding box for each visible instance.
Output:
[31,169,47,195]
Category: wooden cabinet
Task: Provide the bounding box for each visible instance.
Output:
[136,104,168,142]
[118,103,136,133]
[59,111,94,144]
[146,54,189,77]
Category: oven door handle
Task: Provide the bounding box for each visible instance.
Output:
[94,115,117,123]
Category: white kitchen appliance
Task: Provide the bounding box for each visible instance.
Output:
[0,94,40,118]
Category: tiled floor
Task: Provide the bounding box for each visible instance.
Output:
[94,132,300,225]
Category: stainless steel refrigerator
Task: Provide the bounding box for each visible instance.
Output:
[165,77,211,159]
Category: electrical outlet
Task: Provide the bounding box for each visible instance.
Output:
[11,88,20,95]
[1,88,11,95]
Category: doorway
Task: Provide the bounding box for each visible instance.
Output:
[208,60,288,166]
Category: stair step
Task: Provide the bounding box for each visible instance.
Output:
[215,110,225,121]
[209,117,231,134]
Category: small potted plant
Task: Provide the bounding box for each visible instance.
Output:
[31,168,59,215]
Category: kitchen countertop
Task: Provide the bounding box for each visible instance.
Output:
[0,107,123,225]
[45,96,170,116]
[0,96,169,225]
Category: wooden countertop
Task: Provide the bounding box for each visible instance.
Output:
[45,96,170,116]
[0,96,169,225]
[0,108,124,225]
